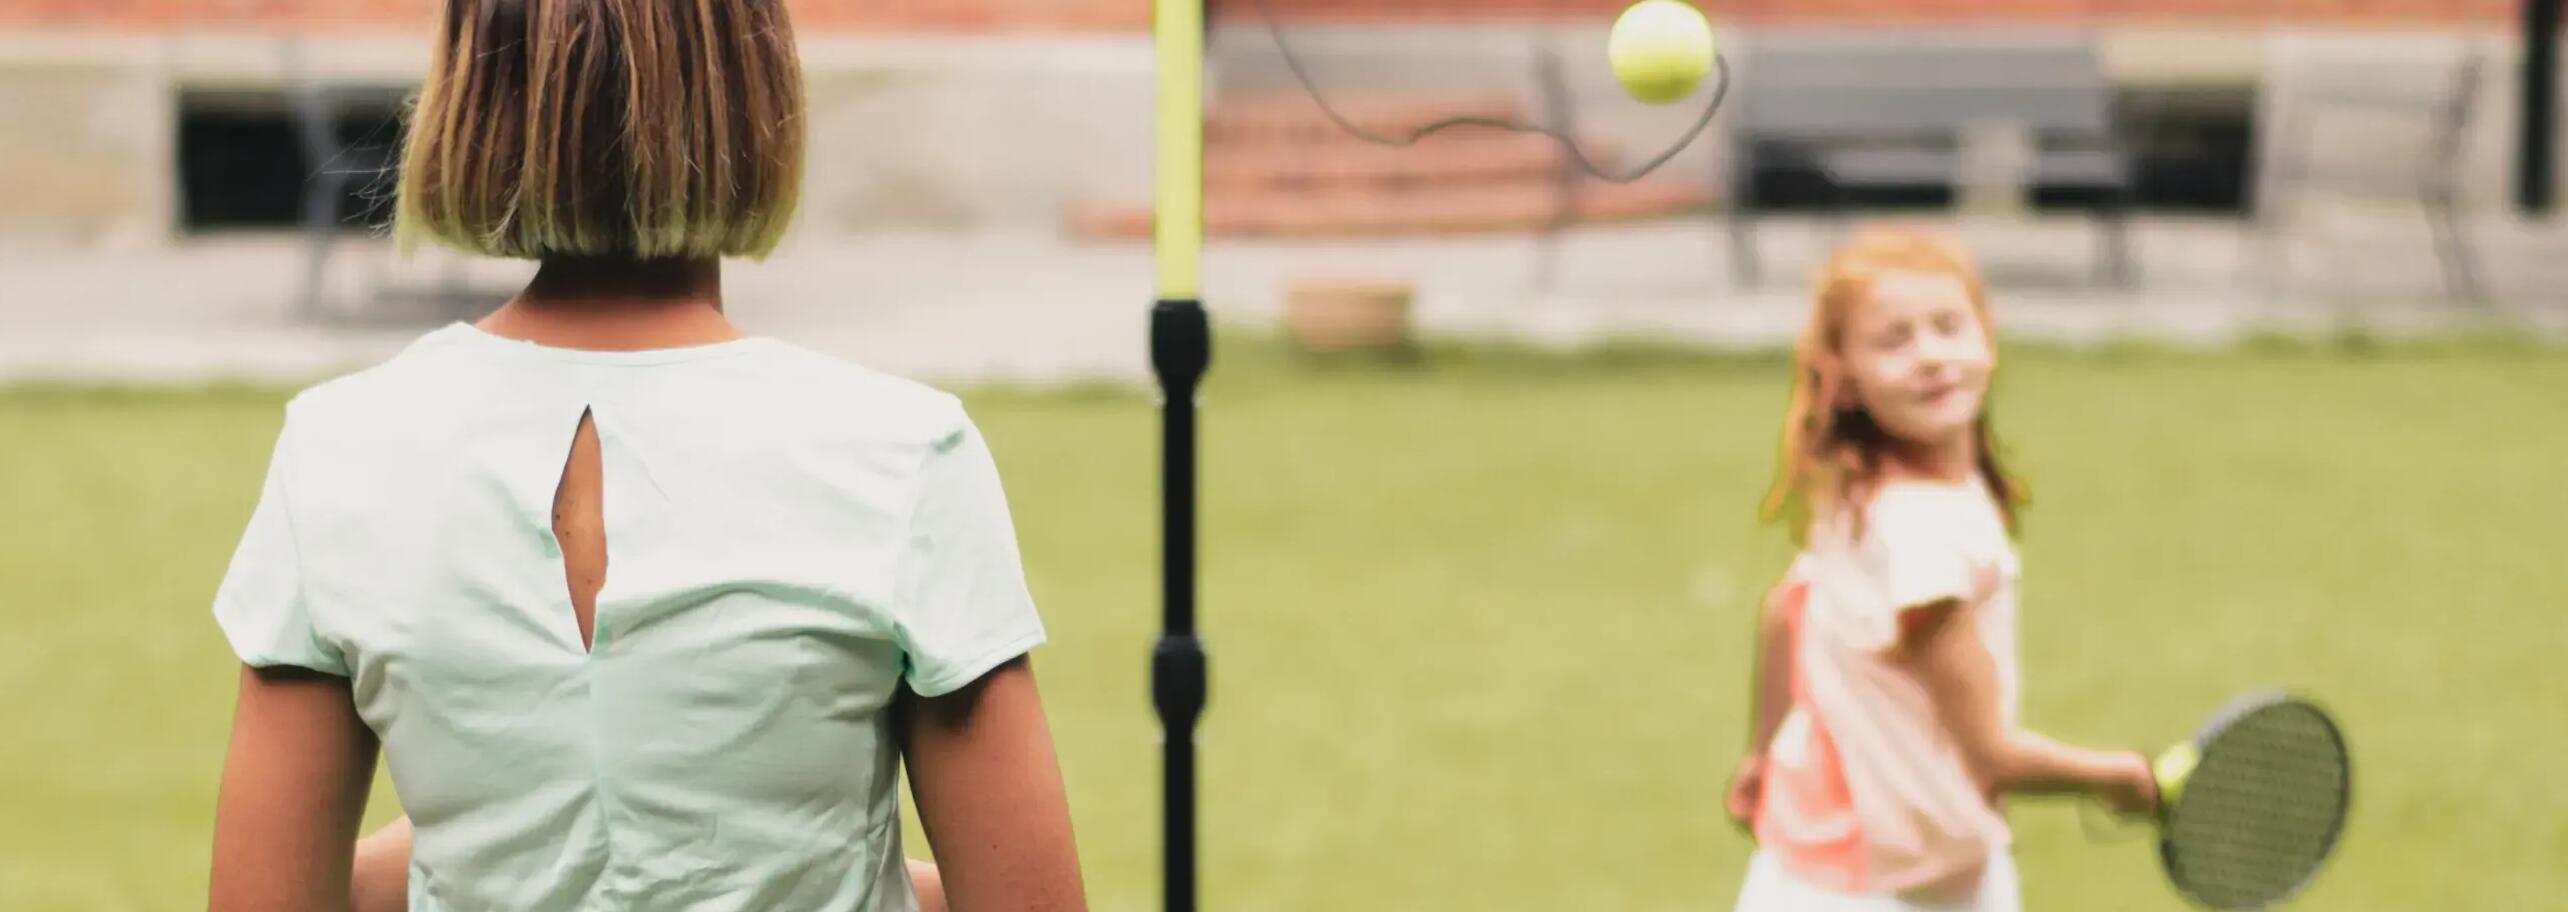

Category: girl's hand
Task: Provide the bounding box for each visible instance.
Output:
[351,817,414,912]
[1724,753,1765,832]
[2099,751,2161,819]
[908,858,948,912]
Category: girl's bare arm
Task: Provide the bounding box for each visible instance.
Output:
[1898,601,2154,813]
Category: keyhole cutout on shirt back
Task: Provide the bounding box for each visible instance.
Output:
[552,408,606,653]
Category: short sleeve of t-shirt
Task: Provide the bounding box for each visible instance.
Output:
[211,412,350,676]
[890,412,1048,697]
[1849,486,1980,651]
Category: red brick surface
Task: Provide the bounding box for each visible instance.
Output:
[1070,180,1713,239]
[1071,88,1717,239]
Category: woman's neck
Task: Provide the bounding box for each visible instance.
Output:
[477,255,741,351]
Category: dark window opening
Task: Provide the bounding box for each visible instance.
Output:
[177,87,410,233]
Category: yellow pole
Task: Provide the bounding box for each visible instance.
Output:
[1148,3,1209,911]
[1154,0,1204,299]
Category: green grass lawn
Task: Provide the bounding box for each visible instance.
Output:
[3,334,2562,910]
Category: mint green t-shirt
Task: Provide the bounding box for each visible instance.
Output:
[212,323,1048,911]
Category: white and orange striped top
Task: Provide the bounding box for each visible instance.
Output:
[1755,479,2021,898]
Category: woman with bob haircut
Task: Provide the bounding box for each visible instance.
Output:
[206,3,1087,910]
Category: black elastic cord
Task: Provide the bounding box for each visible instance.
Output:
[1243,0,1730,184]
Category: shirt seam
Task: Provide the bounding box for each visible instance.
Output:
[906,628,1049,698]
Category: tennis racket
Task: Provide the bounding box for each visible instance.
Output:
[2147,691,2353,910]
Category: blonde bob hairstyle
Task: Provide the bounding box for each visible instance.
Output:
[395,0,806,260]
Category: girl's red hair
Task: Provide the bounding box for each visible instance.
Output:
[1759,227,2024,543]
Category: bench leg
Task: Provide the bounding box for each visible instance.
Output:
[1533,49,1579,294]
[1824,179,1856,251]
[2243,174,2292,298]
[1728,205,1760,289]
[2098,189,2136,287]
[298,172,349,324]
[2423,184,2487,307]
[1536,165,1576,292]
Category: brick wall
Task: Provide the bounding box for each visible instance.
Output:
[0,0,2537,31]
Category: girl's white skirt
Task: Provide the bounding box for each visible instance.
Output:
[1733,851,2020,912]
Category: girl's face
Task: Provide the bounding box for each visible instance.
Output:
[1837,269,1992,453]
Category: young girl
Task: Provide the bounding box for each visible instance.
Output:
[205,3,1085,910]
[1725,229,2156,911]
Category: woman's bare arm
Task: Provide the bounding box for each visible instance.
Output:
[901,656,1087,911]
[210,665,378,912]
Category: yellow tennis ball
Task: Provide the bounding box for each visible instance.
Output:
[1608,0,1715,105]
[2154,742,2201,813]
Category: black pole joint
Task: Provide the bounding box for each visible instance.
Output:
[1152,298,1211,396]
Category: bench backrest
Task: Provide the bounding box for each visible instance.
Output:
[1735,33,2117,142]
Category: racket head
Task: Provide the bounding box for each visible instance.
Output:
[2154,692,2352,910]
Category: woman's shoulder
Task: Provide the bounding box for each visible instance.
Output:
[748,340,970,432]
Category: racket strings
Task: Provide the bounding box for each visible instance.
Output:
[1236,0,1730,184]
[2164,702,2350,909]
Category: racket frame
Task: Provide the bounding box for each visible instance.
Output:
[2154,690,2353,911]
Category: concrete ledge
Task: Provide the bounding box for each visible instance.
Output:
[0,26,2560,245]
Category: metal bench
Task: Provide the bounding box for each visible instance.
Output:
[2248,53,2487,305]
[1726,33,2138,287]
